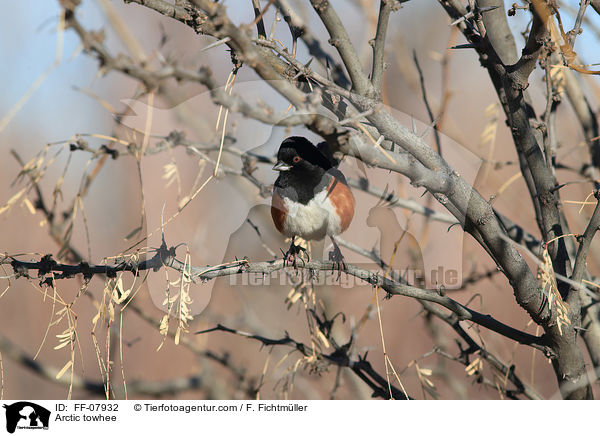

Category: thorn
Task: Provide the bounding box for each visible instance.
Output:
[338,109,374,126]
[450,43,477,50]
[479,5,500,13]
[451,12,474,26]
[450,5,498,26]
[160,202,167,246]
[200,37,231,52]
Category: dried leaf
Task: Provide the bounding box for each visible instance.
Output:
[55,360,73,379]
[0,188,26,216]
[419,367,433,376]
[465,357,482,376]
[22,197,36,215]
[316,330,330,349]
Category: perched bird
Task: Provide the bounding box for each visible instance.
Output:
[271,136,355,269]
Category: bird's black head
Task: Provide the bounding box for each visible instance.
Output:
[273,136,332,175]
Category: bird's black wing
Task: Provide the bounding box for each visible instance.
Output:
[316,141,340,168]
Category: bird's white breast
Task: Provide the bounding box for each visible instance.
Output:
[282,190,342,240]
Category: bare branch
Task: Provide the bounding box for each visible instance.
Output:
[197,323,410,400]
[5,246,548,351]
[370,0,394,93]
[274,0,351,88]
[567,0,591,46]
[309,0,372,95]
[124,0,195,23]
[251,0,267,39]
[422,301,543,400]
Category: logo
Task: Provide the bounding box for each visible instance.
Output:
[2,402,50,433]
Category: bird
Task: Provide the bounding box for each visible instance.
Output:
[271,136,355,270]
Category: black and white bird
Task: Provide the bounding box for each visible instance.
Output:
[270,136,355,268]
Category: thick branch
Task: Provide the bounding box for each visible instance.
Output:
[371,0,393,93]
[123,0,195,23]
[570,191,600,379]
[309,0,372,94]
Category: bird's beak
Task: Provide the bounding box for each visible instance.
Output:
[272,161,291,172]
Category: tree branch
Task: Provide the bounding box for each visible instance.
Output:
[370,0,394,93]
[5,245,548,352]
[309,0,372,94]
[197,323,410,400]
[274,0,351,89]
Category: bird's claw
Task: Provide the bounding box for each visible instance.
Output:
[283,242,309,269]
[328,244,346,281]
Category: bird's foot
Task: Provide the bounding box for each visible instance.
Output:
[328,240,346,280]
[282,241,309,269]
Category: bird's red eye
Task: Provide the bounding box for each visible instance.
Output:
[293,156,301,163]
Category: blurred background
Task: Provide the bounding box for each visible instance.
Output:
[1,0,600,399]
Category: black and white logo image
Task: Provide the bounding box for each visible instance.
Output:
[3,402,50,433]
